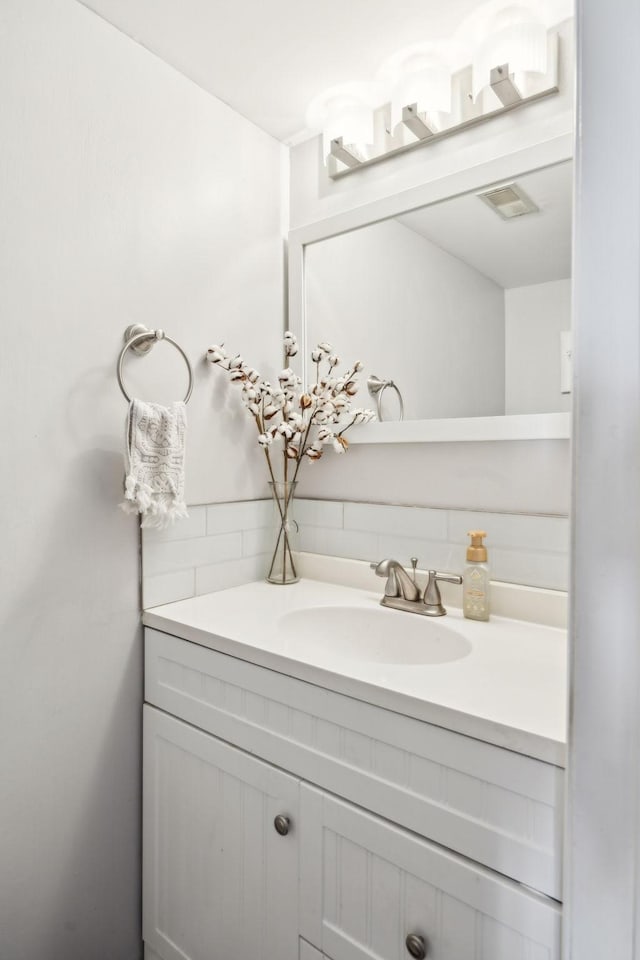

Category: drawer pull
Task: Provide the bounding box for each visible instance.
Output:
[405,934,427,959]
[274,815,290,836]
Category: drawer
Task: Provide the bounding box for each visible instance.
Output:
[300,785,561,960]
[145,628,563,898]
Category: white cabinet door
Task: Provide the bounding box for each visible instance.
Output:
[300,785,561,960]
[143,705,300,960]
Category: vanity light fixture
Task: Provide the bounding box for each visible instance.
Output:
[309,4,564,180]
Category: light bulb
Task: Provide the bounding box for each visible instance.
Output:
[379,46,452,132]
[472,5,547,100]
[306,83,380,164]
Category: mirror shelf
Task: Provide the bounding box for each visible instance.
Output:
[347,412,570,445]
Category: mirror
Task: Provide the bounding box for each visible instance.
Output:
[293,156,573,442]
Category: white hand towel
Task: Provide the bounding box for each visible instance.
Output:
[121,399,188,528]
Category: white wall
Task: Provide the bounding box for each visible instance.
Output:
[290,24,574,517]
[0,2,285,958]
[306,219,505,421]
[505,279,572,415]
[565,0,640,956]
[297,439,570,514]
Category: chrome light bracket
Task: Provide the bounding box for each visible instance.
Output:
[490,63,523,106]
[327,30,559,180]
[329,137,363,169]
[401,104,435,140]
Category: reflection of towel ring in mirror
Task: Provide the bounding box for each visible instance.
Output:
[367,375,404,422]
[117,324,194,404]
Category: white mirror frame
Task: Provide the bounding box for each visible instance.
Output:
[288,132,573,443]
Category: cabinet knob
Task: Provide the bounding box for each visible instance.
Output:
[274,814,290,836]
[405,934,427,959]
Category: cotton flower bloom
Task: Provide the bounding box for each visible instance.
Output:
[278,422,295,440]
[278,368,298,387]
[350,408,376,424]
[284,331,299,357]
[287,412,304,431]
[270,390,286,409]
[258,433,272,447]
[207,345,229,366]
[317,426,334,444]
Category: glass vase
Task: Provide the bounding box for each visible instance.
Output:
[266,480,299,585]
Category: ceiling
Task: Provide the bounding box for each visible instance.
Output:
[397,161,573,289]
[76,0,524,143]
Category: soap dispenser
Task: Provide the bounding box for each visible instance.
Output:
[463,530,490,621]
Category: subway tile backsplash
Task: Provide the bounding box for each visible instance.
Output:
[141,502,273,607]
[141,498,569,607]
[301,500,569,591]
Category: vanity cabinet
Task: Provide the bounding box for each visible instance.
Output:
[143,627,563,960]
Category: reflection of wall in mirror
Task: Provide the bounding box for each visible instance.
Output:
[306,221,572,421]
[505,279,572,415]
[305,219,506,421]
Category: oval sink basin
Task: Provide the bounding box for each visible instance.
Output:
[277,605,472,666]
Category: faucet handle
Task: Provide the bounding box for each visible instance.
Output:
[432,571,463,586]
[423,570,463,616]
[410,557,418,583]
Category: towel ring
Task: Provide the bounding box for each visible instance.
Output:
[117,324,194,404]
[367,375,405,422]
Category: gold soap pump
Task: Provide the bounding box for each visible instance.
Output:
[463,530,490,621]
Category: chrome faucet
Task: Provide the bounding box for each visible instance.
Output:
[372,558,462,617]
[371,558,421,602]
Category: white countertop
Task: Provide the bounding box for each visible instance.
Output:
[143,578,568,767]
